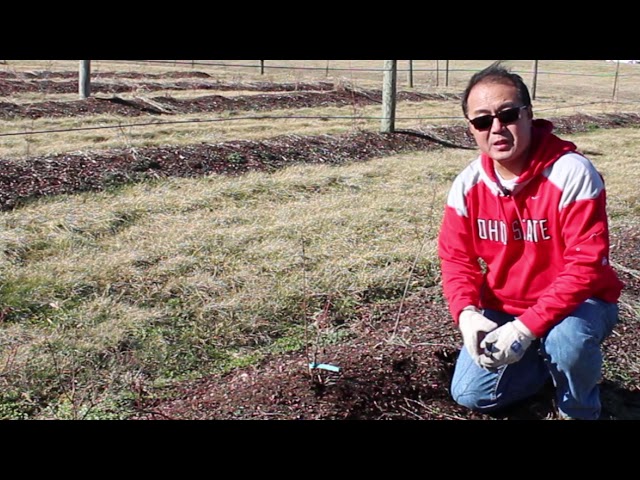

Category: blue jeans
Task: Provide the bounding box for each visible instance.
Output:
[450,298,619,419]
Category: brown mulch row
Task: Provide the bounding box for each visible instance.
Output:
[0,70,216,80]
[0,78,339,98]
[0,69,338,96]
[0,86,458,119]
[0,129,468,211]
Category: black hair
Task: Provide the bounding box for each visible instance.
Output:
[461,61,532,118]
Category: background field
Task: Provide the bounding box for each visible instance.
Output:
[3,60,640,158]
[0,60,638,419]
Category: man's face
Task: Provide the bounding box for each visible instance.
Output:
[466,80,533,176]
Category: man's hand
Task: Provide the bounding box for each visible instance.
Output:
[479,319,536,369]
[458,307,498,366]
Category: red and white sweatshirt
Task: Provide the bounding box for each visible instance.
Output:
[438,119,624,338]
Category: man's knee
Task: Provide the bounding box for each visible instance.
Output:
[543,316,602,372]
[450,378,498,412]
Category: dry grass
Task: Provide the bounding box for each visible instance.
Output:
[0,150,457,418]
[567,128,640,220]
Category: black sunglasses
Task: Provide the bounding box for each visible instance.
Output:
[467,105,528,131]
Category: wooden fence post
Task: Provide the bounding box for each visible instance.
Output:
[408,60,413,88]
[381,60,397,133]
[531,60,539,100]
[445,60,450,86]
[612,60,620,100]
[79,60,91,99]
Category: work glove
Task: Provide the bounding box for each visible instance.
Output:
[458,307,498,367]
[479,318,536,369]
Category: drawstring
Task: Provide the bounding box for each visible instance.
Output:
[494,185,527,246]
[495,186,539,278]
[495,188,512,246]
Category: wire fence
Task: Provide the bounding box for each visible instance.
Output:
[6,59,640,96]
[106,59,640,98]
[2,60,640,141]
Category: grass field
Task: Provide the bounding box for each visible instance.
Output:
[0,60,638,419]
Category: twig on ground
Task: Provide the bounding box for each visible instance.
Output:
[399,402,425,420]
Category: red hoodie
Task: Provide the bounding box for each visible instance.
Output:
[438,119,624,338]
